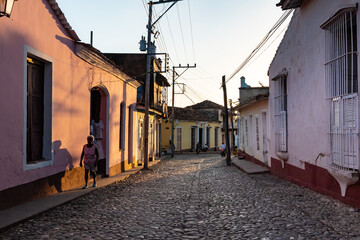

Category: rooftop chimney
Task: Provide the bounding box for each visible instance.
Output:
[240,76,251,88]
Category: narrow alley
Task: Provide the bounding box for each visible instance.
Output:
[2,154,360,239]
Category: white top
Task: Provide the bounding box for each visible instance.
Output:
[91,119,104,139]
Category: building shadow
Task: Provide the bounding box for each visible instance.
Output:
[52,140,74,192]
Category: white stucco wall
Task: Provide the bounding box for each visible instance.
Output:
[268,0,360,169]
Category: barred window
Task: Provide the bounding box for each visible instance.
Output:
[322,7,359,170]
[274,76,287,152]
[255,116,260,151]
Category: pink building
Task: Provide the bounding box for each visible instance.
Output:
[269,0,360,207]
[0,0,140,210]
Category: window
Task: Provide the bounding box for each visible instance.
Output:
[119,102,125,150]
[245,118,249,147]
[176,127,182,151]
[24,47,53,170]
[322,8,359,170]
[238,118,242,148]
[215,127,219,148]
[255,116,260,151]
[274,76,287,152]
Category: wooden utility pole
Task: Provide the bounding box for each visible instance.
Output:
[230,99,235,151]
[222,76,231,165]
[171,64,196,157]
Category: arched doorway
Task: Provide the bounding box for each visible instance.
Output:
[90,86,109,176]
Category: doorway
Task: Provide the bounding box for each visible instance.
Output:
[191,127,196,151]
[90,87,109,176]
[199,128,203,146]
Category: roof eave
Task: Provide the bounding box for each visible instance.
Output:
[75,43,141,88]
[276,0,303,10]
[48,0,81,41]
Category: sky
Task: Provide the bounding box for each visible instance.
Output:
[56,0,291,108]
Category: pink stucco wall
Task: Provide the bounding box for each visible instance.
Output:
[0,0,137,192]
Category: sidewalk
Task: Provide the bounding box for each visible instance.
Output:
[231,156,270,174]
[0,159,162,231]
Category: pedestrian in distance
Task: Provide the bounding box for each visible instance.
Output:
[220,142,226,157]
[80,135,99,189]
[196,142,201,155]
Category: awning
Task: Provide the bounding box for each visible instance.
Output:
[156,73,170,87]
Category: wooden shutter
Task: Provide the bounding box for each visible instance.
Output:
[176,128,182,151]
[342,94,358,169]
[27,59,44,163]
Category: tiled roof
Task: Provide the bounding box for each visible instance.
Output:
[76,43,141,88]
[48,0,80,41]
[169,107,219,122]
[187,100,223,110]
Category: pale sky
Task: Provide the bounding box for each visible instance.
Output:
[56,0,290,107]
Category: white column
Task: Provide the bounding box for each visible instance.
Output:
[204,122,208,145]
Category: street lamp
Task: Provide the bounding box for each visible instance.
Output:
[0,0,15,18]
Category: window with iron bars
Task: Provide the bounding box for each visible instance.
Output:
[255,116,260,151]
[322,8,359,171]
[274,76,287,153]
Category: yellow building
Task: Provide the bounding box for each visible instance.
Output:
[162,103,222,153]
[105,53,170,165]
[235,77,269,166]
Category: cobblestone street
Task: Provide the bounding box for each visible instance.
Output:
[2,154,360,239]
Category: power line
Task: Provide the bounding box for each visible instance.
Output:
[187,0,196,63]
[226,9,294,83]
[247,22,290,68]
[176,4,188,62]
[165,14,180,63]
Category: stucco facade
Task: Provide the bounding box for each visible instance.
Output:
[162,120,221,152]
[0,0,139,209]
[237,99,269,166]
[269,0,360,207]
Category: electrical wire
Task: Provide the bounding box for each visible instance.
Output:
[225,9,294,83]
[247,22,290,68]
[187,0,196,63]
[166,14,180,64]
[176,4,188,62]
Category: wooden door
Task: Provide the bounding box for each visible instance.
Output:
[27,59,44,163]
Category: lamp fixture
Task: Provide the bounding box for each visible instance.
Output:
[0,0,15,18]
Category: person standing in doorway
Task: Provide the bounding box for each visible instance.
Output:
[80,135,99,188]
[91,116,105,160]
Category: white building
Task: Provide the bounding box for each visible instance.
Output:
[269,0,360,207]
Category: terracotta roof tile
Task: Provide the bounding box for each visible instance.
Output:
[169,107,219,122]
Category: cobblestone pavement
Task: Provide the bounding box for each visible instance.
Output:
[2,154,360,239]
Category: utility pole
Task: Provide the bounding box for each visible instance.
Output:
[222,76,231,165]
[171,64,196,157]
[143,0,181,169]
[230,99,235,151]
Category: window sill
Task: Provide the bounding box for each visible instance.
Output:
[275,151,288,161]
[24,158,53,171]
